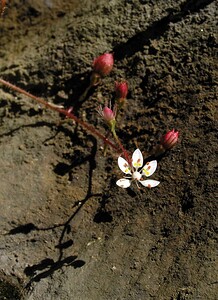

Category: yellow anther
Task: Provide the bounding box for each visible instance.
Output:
[143,169,150,176]
[134,162,141,167]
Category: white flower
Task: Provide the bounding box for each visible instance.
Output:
[116,149,160,189]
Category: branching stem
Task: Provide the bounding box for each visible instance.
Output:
[0,78,119,152]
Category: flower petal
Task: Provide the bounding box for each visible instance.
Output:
[140,179,160,188]
[116,178,131,188]
[118,156,131,174]
[142,160,157,177]
[132,149,143,170]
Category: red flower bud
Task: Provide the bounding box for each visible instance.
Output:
[115,81,128,99]
[93,53,114,77]
[160,129,179,150]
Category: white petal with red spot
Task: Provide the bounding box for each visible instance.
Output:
[142,160,157,177]
[116,178,131,188]
[118,156,132,174]
[132,148,143,170]
[117,149,160,189]
[140,179,160,188]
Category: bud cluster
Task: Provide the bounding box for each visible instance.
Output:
[91,53,179,158]
[0,50,180,192]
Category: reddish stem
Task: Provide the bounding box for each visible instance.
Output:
[117,138,132,167]
[0,78,119,151]
[1,0,6,16]
[111,129,132,166]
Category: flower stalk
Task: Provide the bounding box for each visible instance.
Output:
[111,127,132,167]
[98,103,131,165]
[0,78,119,152]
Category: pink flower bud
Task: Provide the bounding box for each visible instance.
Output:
[115,81,128,99]
[160,129,179,150]
[97,104,117,131]
[93,53,114,77]
[102,107,116,122]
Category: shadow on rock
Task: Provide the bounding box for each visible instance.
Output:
[25,256,85,289]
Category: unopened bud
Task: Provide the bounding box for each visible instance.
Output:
[104,107,116,122]
[93,53,114,77]
[160,129,179,150]
[115,81,128,99]
[98,104,116,131]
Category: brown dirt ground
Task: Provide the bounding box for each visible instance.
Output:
[0,0,217,299]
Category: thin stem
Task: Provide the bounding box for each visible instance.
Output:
[78,84,92,102]
[0,78,119,152]
[103,131,110,156]
[78,72,101,102]
[111,128,132,166]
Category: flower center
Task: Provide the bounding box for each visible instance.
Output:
[132,171,142,181]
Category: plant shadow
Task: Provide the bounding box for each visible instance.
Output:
[6,136,107,290]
